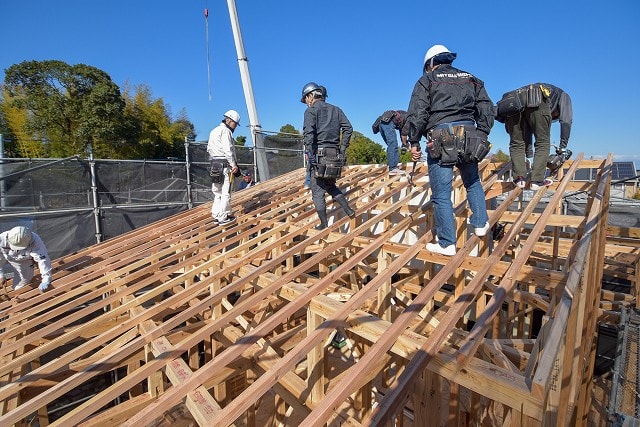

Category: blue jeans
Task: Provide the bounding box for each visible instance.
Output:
[380,121,399,170]
[427,155,489,248]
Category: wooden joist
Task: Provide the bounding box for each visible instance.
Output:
[0,155,630,426]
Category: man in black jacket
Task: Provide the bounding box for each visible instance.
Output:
[407,44,494,256]
[301,82,356,230]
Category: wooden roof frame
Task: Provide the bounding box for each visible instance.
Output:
[0,154,629,426]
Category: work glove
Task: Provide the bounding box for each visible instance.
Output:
[39,280,50,292]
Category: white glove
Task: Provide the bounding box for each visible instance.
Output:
[39,280,50,292]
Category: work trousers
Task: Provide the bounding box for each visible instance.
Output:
[379,121,400,171]
[310,174,344,213]
[426,155,489,248]
[507,98,551,182]
[211,168,232,221]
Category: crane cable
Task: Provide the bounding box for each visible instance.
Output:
[204,6,212,100]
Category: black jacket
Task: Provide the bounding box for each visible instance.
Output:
[406,63,494,144]
[303,100,353,154]
[539,83,572,148]
[372,110,408,135]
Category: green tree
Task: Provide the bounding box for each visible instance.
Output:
[120,84,196,159]
[0,89,31,157]
[235,135,247,146]
[345,131,387,165]
[3,60,127,157]
[2,60,195,159]
[492,149,510,163]
[277,124,300,136]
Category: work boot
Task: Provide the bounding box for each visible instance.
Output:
[334,194,355,218]
[316,209,328,230]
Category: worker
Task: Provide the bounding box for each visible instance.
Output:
[237,170,256,190]
[407,44,494,256]
[207,110,240,225]
[0,226,52,292]
[301,82,356,230]
[497,83,573,189]
[304,85,328,189]
[372,110,410,175]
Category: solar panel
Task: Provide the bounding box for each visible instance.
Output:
[612,162,637,181]
[570,162,638,181]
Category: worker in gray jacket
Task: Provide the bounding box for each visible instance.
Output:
[301,82,355,230]
[0,226,52,291]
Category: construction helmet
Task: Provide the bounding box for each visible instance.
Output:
[423,44,456,68]
[300,82,321,103]
[223,110,241,124]
[7,226,33,250]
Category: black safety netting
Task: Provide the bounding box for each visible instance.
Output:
[261,132,305,178]
[188,131,304,186]
[0,136,306,260]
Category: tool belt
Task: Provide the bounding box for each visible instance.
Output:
[372,110,397,134]
[426,122,491,165]
[314,146,344,179]
[497,84,545,118]
[208,158,228,184]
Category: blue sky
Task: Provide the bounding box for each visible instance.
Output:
[2,1,639,163]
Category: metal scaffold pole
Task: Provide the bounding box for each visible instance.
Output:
[226,0,270,181]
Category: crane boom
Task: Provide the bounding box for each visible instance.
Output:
[227,0,270,180]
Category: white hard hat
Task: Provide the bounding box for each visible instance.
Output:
[7,226,33,250]
[423,44,452,67]
[223,110,241,124]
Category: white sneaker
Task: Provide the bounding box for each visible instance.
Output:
[530,178,553,190]
[426,242,456,256]
[389,168,403,175]
[13,282,27,291]
[474,222,490,237]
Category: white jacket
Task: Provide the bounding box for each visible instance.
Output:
[207,122,238,168]
[0,231,52,283]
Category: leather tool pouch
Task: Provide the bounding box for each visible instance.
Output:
[462,128,492,163]
[526,84,542,108]
[315,147,343,179]
[497,90,524,117]
[428,126,466,166]
[208,159,226,184]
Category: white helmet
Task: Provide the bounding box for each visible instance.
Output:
[423,44,452,67]
[7,226,33,250]
[223,110,240,124]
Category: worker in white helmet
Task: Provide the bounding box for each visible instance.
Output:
[406,44,494,256]
[207,110,240,225]
[0,226,52,291]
